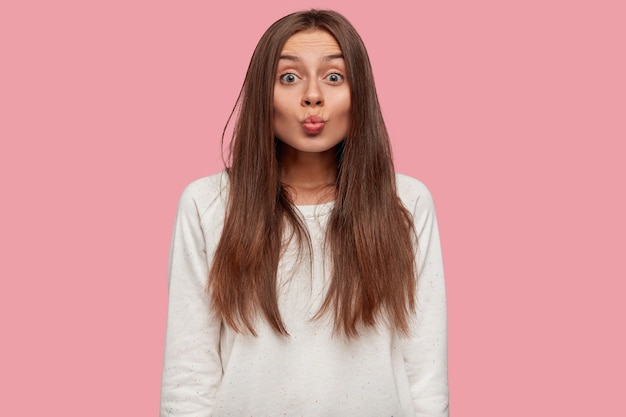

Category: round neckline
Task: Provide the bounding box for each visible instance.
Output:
[295,200,334,218]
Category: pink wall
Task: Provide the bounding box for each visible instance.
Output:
[2,0,624,415]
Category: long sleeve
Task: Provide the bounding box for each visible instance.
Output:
[160,183,223,417]
[399,177,449,416]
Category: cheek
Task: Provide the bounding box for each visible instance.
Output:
[273,92,292,118]
[272,95,291,135]
[334,90,351,113]
[272,93,281,113]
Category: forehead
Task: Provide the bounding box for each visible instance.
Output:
[280,29,342,55]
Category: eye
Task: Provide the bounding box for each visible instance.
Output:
[279,73,299,84]
[326,73,344,83]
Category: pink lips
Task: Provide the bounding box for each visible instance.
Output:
[302,115,325,135]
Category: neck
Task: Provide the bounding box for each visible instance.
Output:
[279,144,338,205]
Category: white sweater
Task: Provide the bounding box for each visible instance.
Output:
[160,172,448,417]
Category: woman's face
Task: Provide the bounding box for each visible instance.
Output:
[273,29,351,155]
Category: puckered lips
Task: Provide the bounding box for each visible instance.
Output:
[302,115,325,135]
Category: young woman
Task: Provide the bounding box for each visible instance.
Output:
[160,10,448,417]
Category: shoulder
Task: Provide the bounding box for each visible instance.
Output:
[177,171,229,219]
[395,173,435,214]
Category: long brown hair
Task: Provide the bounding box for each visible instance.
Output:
[209,9,416,338]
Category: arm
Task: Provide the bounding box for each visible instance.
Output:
[160,183,223,417]
[401,184,449,416]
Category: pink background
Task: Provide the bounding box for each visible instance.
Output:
[2,0,624,415]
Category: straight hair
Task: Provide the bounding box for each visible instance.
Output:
[209,9,416,338]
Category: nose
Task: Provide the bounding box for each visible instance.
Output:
[301,79,323,107]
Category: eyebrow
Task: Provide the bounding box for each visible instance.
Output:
[278,54,344,62]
